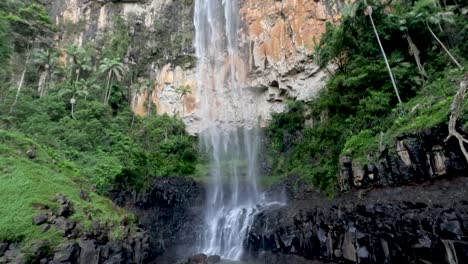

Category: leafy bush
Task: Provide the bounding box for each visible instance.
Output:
[1,95,197,193]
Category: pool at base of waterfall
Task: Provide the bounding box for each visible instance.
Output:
[219,261,260,264]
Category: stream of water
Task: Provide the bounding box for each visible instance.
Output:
[193,0,267,260]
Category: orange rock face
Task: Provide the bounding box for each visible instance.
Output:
[241,0,340,70]
[132,0,342,133]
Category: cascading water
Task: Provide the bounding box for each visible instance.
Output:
[194,0,265,260]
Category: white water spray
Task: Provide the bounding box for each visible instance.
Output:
[194,0,272,260]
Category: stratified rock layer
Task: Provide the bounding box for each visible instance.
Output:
[246,177,468,264]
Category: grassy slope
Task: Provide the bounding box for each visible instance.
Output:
[0,130,134,248]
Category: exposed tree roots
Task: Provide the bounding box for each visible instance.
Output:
[446,73,468,164]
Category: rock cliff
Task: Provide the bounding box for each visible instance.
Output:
[43,0,341,133]
[110,177,205,263]
[246,176,468,264]
[338,127,468,192]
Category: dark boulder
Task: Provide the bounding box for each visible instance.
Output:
[33,214,48,225]
[54,217,76,236]
[53,242,80,263]
[188,253,207,264]
[0,242,9,256]
[26,147,36,159]
[56,195,74,217]
[78,239,99,264]
[207,254,221,263]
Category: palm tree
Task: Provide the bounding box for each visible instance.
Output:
[76,78,100,100]
[65,45,93,86]
[176,84,192,116]
[58,81,89,119]
[99,57,125,105]
[365,5,402,104]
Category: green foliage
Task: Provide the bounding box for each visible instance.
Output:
[176,84,192,97]
[127,115,197,189]
[1,94,198,194]
[0,16,11,64]
[265,0,468,192]
[0,130,135,246]
[6,2,53,48]
[266,101,305,152]
[342,130,380,164]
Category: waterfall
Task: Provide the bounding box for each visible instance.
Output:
[194,0,263,260]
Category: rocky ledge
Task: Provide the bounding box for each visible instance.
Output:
[0,194,151,264]
[338,127,467,191]
[245,176,468,264]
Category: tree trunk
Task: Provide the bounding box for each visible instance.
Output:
[44,50,52,97]
[37,70,47,98]
[71,100,76,119]
[75,69,81,86]
[130,113,136,131]
[129,74,134,106]
[181,94,186,117]
[427,24,464,70]
[10,48,32,113]
[70,96,77,119]
[105,76,114,105]
[104,71,112,104]
[147,90,152,115]
[367,6,402,104]
[445,74,468,164]
[42,64,51,98]
[10,65,26,112]
[406,35,427,78]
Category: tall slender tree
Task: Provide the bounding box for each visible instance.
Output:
[365,5,402,104]
[99,57,125,105]
[409,0,464,70]
[8,3,53,112]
